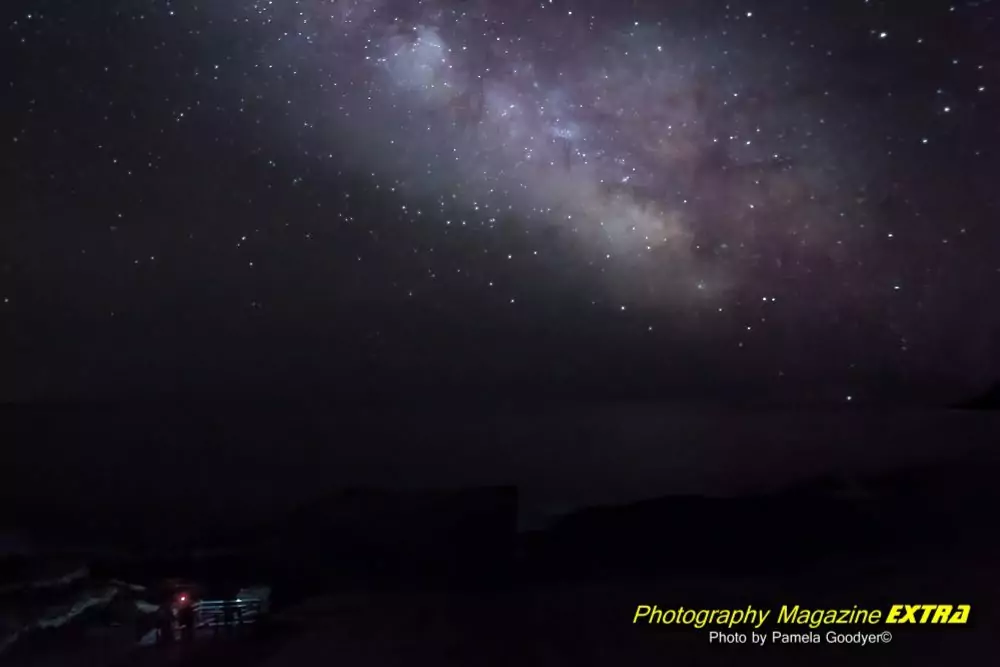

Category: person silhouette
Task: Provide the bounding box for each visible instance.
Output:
[157,603,174,645]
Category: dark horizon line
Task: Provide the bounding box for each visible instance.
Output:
[0,384,994,411]
[1,367,997,411]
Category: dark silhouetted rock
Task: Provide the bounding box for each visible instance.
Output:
[953,381,1000,409]
[234,486,519,591]
[522,460,1000,582]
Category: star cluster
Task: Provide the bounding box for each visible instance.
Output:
[240,0,879,304]
[3,0,999,402]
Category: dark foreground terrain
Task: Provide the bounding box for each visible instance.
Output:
[4,554,995,667]
[2,402,998,665]
[3,455,999,666]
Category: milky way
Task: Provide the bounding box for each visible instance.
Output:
[6,0,999,402]
[230,0,877,308]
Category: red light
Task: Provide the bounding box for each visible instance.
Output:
[178,594,188,603]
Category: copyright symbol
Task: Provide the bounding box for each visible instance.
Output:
[881,631,892,643]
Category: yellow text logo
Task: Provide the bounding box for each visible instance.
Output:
[885,604,970,624]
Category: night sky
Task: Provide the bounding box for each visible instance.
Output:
[4,0,1000,405]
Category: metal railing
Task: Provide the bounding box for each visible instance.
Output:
[192,597,268,628]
